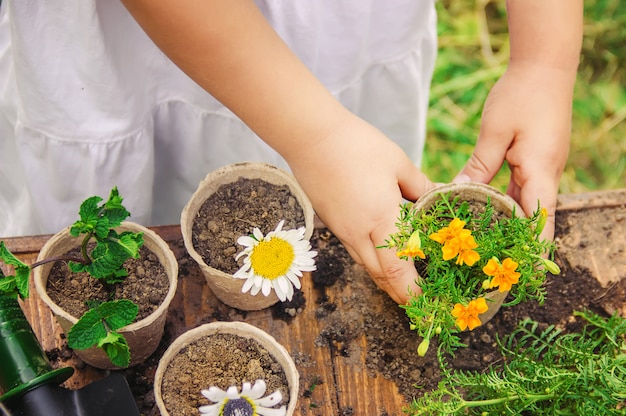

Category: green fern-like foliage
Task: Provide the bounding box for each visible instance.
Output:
[406,310,626,415]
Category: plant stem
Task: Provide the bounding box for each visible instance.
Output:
[80,232,94,265]
[30,255,90,269]
[456,392,555,411]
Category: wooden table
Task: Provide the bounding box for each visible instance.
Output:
[2,188,625,416]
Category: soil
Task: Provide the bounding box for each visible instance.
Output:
[46,245,170,321]
[159,333,290,416]
[191,177,306,274]
[40,192,624,416]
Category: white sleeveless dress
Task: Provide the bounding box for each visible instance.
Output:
[0,0,437,237]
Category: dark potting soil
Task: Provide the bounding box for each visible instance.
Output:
[45,245,170,321]
[191,178,306,274]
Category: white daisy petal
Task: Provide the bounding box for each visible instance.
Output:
[283,281,294,301]
[237,235,257,247]
[252,227,264,241]
[225,385,240,399]
[240,381,253,396]
[198,403,221,415]
[201,386,228,402]
[261,278,272,296]
[241,277,256,294]
[250,283,262,296]
[275,275,290,296]
[285,271,301,289]
[256,390,282,407]
[246,379,267,399]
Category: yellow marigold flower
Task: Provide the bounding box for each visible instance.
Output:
[483,257,521,292]
[429,218,467,244]
[451,297,489,331]
[396,231,425,259]
[441,232,480,266]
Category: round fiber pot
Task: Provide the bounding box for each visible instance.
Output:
[154,321,299,416]
[181,162,315,311]
[413,182,524,326]
[33,222,178,369]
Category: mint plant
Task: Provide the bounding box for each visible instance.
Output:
[0,241,31,300]
[407,310,626,415]
[0,187,143,368]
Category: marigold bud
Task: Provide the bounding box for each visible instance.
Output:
[536,207,548,235]
[482,279,492,290]
[417,338,430,357]
[542,258,561,275]
[435,326,442,335]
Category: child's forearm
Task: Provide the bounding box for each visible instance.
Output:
[121,0,350,163]
[506,0,583,77]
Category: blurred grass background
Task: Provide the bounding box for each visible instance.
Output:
[423,0,625,193]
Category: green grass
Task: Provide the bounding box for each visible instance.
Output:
[423,0,625,193]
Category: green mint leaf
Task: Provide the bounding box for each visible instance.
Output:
[68,308,109,350]
[116,231,144,259]
[0,241,31,299]
[102,187,130,228]
[70,195,103,237]
[69,240,126,279]
[99,299,139,331]
[98,331,131,368]
[0,276,18,298]
[93,216,112,240]
[67,300,137,350]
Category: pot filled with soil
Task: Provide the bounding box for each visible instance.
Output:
[33,221,178,369]
[181,162,316,311]
[154,321,299,416]
[382,182,559,356]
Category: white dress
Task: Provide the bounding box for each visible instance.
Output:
[0,0,437,237]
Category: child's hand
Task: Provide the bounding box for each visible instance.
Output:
[287,113,436,304]
[455,64,576,241]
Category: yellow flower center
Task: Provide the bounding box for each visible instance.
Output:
[249,237,295,280]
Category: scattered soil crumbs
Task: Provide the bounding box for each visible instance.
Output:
[46,246,170,321]
[191,178,305,274]
[159,333,289,416]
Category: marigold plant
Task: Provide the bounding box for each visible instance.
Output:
[382,191,559,355]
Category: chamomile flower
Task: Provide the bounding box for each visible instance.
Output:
[199,379,286,416]
[234,220,317,302]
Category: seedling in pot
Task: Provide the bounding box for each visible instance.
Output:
[0,242,139,415]
[1,187,143,368]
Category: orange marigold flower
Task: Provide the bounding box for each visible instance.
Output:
[429,218,467,244]
[451,297,489,331]
[483,257,521,292]
[441,232,480,266]
[396,231,425,259]
[396,247,425,259]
